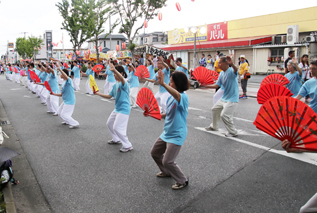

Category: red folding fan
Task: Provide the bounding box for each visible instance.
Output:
[92,65,104,74]
[210,70,219,81]
[137,87,161,120]
[29,71,41,83]
[254,96,317,151]
[257,83,293,104]
[192,67,215,85]
[260,74,289,87]
[44,81,52,94]
[135,65,150,78]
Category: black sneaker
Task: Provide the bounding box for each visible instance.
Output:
[172,179,189,190]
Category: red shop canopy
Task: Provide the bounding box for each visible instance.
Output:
[162,36,272,51]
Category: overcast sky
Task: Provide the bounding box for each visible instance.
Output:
[1,0,317,54]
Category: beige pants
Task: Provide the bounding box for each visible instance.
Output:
[151,138,187,184]
[211,99,238,135]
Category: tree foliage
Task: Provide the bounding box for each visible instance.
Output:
[16,36,43,59]
[107,0,167,60]
[56,0,95,58]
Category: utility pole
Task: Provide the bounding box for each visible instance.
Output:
[109,15,112,51]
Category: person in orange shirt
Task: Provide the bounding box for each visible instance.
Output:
[238,55,249,99]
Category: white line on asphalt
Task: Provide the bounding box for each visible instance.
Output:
[23,95,31,98]
[195,127,317,166]
[10,88,21,90]
[233,117,254,123]
[100,98,113,103]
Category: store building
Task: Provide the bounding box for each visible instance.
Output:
[87,34,127,52]
[162,6,317,74]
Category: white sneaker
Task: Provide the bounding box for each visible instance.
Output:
[61,122,67,125]
[119,146,133,153]
[205,126,219,131]
[53,113,58,116]
[225,133,238,137]
[47,111,54,114]
[69,125,79,129]
[43,103,47,106]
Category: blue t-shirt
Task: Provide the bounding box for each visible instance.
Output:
[106,65,116,82]
[299,77,317,113]
[109,80,130,115]
[217,71,224,90]
[147,65,155,79]
[62,78,76,105]
[72,66,80,79]
[128,71,139,88]
[26,67,30,80]
[154,68,170,93]
[123,65,129,76]
[216,67,239,102]
[48,71,60,93]
[160,92,189,146]
[86,69,94,80]
[285,71,302,97]
[35,68,41,76]
[175,66,188,78]
[40,72,48,83]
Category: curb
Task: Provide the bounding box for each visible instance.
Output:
[3,184,17,213]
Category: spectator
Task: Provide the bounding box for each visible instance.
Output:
[206,54,214,70]
[299,54,311,102]
[214,53,224,73]
[175,58,188,78]
[153,55,158,68]
[238,55,250,99]
[199,54,207,67]
[284,50,295,74]
[285,58,302,97]
[215,51,220,60]
[139,55,144,66]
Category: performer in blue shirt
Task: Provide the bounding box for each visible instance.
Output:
[284,58,302,97]
[175,58,188,78]
[94,64,133,153]
[148,70,190,190]
[81,62,94,94]
[127,64,140,108]
[143,57,155,93]
[72,60,81,91]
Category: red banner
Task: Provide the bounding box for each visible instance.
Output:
[207,22,228,41]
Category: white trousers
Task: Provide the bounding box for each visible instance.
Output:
[57,102,79,126]
[8,74,12,81]
[46,95,60,113]
[85,80,93,94]
[104,81,116,95]
[36,85,42,96]
[211,99,238,135]
[154,92,171,113]
[12,73,15,82]
[213,89,224,106]
[40,87,49,104]
[73,78,80,91]
[130,87,139,107]
[22,76,27,86]
[15,73,20,83]
[58,75,64,85]
[143,81,154,93]
[107,111,132,148]
[27,80,32,90]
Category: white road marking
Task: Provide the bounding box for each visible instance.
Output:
[195,127,317,166]
[188,107,204,111]
[10,88,21,90]
[233,117,254,123]
[23,95,31,98]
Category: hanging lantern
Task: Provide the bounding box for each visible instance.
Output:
[84,51,87,55]
[94,46,96,49]
[176,2,181,11]
[122,42,126,49]
[88,50,91,55]
[99,46,102,52]
[191,0,195,2]
[60,40,63,43]
[56,42,59,46]
[116,44,120,51]
[158,12,162,21]
[144,20,148,28]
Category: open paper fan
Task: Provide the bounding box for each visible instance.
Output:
[29,71,41,83]
[193,67,215,85]
[254,96,317,151]
[257,83,293,104]
[92,65,104,74]
[210,70,219,81]
[44,81,52,94]
[137,87,161,120]
[135,65,150,78]
[89,75,99,93]
[260,74,289,87]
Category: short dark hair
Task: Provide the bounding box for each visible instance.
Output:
[311,60,317,66]
[68,71,74,77]
[216,51,220,54]
[208,54,211,57]
[171,71,189,93]
[289,50,295,56]
[202,54,205,56]
[29,63,34,68]
[176,57,182,63]
[115,65,127,78]
[73,60,78,63]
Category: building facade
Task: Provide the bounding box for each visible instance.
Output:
[163,6,317,74]
[135,32,168,46]
[87,34,127,52]
[35,30,53,61]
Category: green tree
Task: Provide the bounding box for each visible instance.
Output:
[56,0,94,58]
[90,0,118,63]
[107,0,167,61]
[16,36,43,59]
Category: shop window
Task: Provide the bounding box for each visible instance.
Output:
[153,37,158,42]
[269,48,284,64]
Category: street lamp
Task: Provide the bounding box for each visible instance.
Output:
[184,26,206,69]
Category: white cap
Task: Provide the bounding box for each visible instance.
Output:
[240,55,246,58]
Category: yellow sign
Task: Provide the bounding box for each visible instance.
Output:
[168,25,207,45]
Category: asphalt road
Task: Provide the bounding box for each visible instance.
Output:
[0,75,316,213]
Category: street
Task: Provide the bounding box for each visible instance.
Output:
[1,75,317,213]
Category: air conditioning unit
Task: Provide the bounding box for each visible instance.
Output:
[306,36,316,42]
[274,35,287,44]
[287,25,299,45]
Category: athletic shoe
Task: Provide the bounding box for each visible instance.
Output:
[37,96,40,98]
[156,172,171,178]
[204,126,218,131]
[69,125,79,129]
[119,146,133,153]
[225,133,238,137]
[107,140,122,144]
[239,95,244,99]
[131,105,138,109]
[43,103,47,106]
[172,179,189,190]
[243,95,248,99]
[61,122,67,125]
[47,111,54,114]
[32,91,36,94]
[53,113,58,116]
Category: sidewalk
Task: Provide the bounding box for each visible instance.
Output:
[0,99,51,213]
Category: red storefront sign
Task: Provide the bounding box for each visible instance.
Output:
[207,22,228,41]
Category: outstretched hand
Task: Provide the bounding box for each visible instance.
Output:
[109,63,116,72]
[282,139,292,152]
[226,56,233,66]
